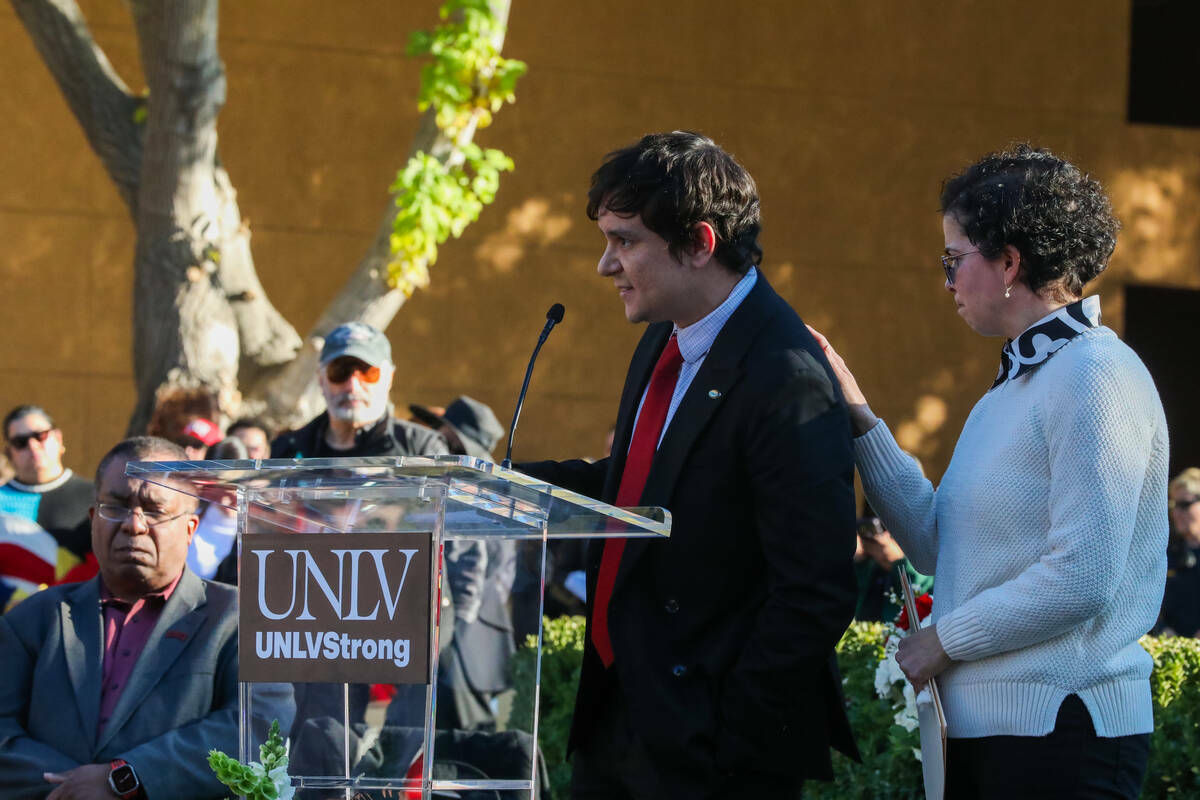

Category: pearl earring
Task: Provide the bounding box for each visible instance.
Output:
[1004,284,1012,299]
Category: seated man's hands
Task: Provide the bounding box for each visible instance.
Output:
[44,764,115,800]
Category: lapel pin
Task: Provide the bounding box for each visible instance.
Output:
[707,389,722,399]
[165,630,189,641]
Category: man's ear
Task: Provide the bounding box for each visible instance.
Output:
[688,221,718,267]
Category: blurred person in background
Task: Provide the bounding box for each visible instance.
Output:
[854,508,933,623]
[268,322,455,748]
[0,405,96,609]
[176,417,222,460]
[186,436,246,582]
[226,418,272,460]
[1157,468,1200,638]
[271,323,445,459]
[411,395,516,731]
[813,145,1168,799]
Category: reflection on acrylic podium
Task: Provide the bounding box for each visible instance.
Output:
[127,456,670,800]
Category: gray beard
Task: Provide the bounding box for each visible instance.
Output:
[327,404,378,424]
[325,391,385,425]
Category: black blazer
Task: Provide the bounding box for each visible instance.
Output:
[523,274,859,789]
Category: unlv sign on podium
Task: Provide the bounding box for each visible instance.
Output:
[238,531,432,684]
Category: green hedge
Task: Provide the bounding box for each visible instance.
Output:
[511,618,1200,799]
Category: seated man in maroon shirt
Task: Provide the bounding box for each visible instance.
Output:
[0,436,292,800]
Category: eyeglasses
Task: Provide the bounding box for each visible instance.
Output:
[940,251,981,286]
[7,428,54,450]
[325,360,382,385]
[96,503,192,526]
[1171,497,1200,511]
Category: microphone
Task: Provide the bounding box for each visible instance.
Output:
[502,304,565,468]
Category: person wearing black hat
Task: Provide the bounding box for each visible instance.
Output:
[409,396,505,460]
[410,395,517,732]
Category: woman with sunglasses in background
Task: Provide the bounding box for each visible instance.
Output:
[811,145,1169,799]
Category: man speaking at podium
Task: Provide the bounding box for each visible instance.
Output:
[521,131,859,798]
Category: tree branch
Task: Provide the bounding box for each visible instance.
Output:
[11,0,144,211]
[251,0,513,429]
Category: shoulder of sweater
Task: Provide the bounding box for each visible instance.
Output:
[1035,326,1154,390]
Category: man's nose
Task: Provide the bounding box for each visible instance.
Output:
[597,247,618,277]
[120,509,151,534]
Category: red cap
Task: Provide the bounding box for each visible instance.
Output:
[181,418,222,447]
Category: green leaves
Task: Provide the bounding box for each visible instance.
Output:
[388,0,524,294]
[510,615,585,799]
[208,719,294,800]
[1143,635,1200,797]
[259,719,287,774]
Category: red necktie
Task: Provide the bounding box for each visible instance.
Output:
[591,334,684,667]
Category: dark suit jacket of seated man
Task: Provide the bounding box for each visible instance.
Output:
[520,131,859,800]
[0,437,293,800]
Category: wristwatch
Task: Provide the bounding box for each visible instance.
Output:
[108,759,141,800]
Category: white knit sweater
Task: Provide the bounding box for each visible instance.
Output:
[855,326,1168,739]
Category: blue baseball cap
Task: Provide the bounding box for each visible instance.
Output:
[319,322,392,367]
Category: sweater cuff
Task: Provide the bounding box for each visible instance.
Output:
[852,421,912,481]
[935,607,993,662]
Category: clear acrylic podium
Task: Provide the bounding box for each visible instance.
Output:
[126,455,671,799]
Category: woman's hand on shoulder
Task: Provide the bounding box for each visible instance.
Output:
[806,325,880,437]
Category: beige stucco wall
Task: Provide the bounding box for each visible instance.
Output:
[2,0,1199,481]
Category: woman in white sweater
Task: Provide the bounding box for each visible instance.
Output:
[813,145,1168,799]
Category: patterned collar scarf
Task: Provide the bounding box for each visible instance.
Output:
[991,295,1101,389]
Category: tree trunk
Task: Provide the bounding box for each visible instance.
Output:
[10,0,143,210]
[14,0,511,435]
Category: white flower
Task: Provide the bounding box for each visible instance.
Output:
[894,682,920,732]
[269,763,295,800]
[874,647,906,700]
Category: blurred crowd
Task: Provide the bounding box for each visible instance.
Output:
[0,322,588,796]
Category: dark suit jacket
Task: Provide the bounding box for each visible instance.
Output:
[523,274,859,791]
[0,570,294,800]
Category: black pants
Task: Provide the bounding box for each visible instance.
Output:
[945,694,1150,799]
[569,677,802,800]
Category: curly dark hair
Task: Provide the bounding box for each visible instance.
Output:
[586,131,762,274]
[939,144,1120,297]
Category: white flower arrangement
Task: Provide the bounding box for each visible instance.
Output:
[873,589,935,762]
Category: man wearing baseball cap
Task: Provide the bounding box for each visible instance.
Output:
[268,323,469,746]
[271,322,448,460]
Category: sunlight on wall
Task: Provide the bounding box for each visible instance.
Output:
[474,197,573,274]
[894,368,953,461]
[1109,167,1200,286]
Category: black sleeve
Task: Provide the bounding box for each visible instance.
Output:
[516,458,609,501]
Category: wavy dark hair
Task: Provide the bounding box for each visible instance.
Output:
[586,131,762,274]
[939,144,1120,298]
